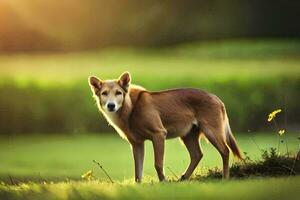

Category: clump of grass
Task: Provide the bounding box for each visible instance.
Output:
[230,148,299,178]
[193,148,300,180]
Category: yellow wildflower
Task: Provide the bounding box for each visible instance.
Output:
[278,129,285,136]
[267,109,282,122]
[81,170,93,179]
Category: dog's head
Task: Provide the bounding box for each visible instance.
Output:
[88,72,131,113]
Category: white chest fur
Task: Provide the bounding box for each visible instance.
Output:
[102,110,128,140]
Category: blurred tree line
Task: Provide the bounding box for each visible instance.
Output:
[1,0,300,52]
[0,78,299,135]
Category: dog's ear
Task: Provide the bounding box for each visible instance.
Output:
[88,76,102,94]
[118,71,131,92]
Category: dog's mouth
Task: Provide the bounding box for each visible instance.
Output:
[107,108,116,112]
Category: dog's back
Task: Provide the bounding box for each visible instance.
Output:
[130,88,224,138]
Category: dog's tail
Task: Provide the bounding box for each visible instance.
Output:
[225,117,243,159]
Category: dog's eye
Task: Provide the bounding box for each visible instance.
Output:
[101,91,108,96]
[116,91,122,95]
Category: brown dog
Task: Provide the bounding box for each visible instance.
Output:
[89,72,242,182]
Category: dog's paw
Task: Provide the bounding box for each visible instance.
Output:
[178,175,188,182]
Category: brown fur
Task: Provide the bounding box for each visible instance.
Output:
[89,72,242,182]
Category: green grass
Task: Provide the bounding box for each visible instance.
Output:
[0,133,299,182]
[0,133,299,200]
[1,176,300,200]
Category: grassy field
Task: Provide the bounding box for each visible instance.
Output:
[0,133,300,200]
[0,133,299,182]
[1,176,300,200]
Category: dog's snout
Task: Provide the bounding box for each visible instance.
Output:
[107,103,116,111]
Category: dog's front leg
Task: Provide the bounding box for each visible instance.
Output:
[131,142,145,183]
[152,133,166,182]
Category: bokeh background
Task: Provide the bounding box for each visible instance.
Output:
[0,0,300,181]
[1,0,300,51]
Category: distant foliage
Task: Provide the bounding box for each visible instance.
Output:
[0,77,300,135]
[1,0,300,51]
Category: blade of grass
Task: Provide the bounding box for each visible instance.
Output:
[93,160,114,183]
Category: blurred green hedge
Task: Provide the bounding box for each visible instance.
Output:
[0,77,299,135]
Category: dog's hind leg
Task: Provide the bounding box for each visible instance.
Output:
[201,123,230,179]
[179,125,203,181]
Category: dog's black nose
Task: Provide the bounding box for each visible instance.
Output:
[107,103,115,111]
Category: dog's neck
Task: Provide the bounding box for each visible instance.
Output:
[115,93,133,127]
